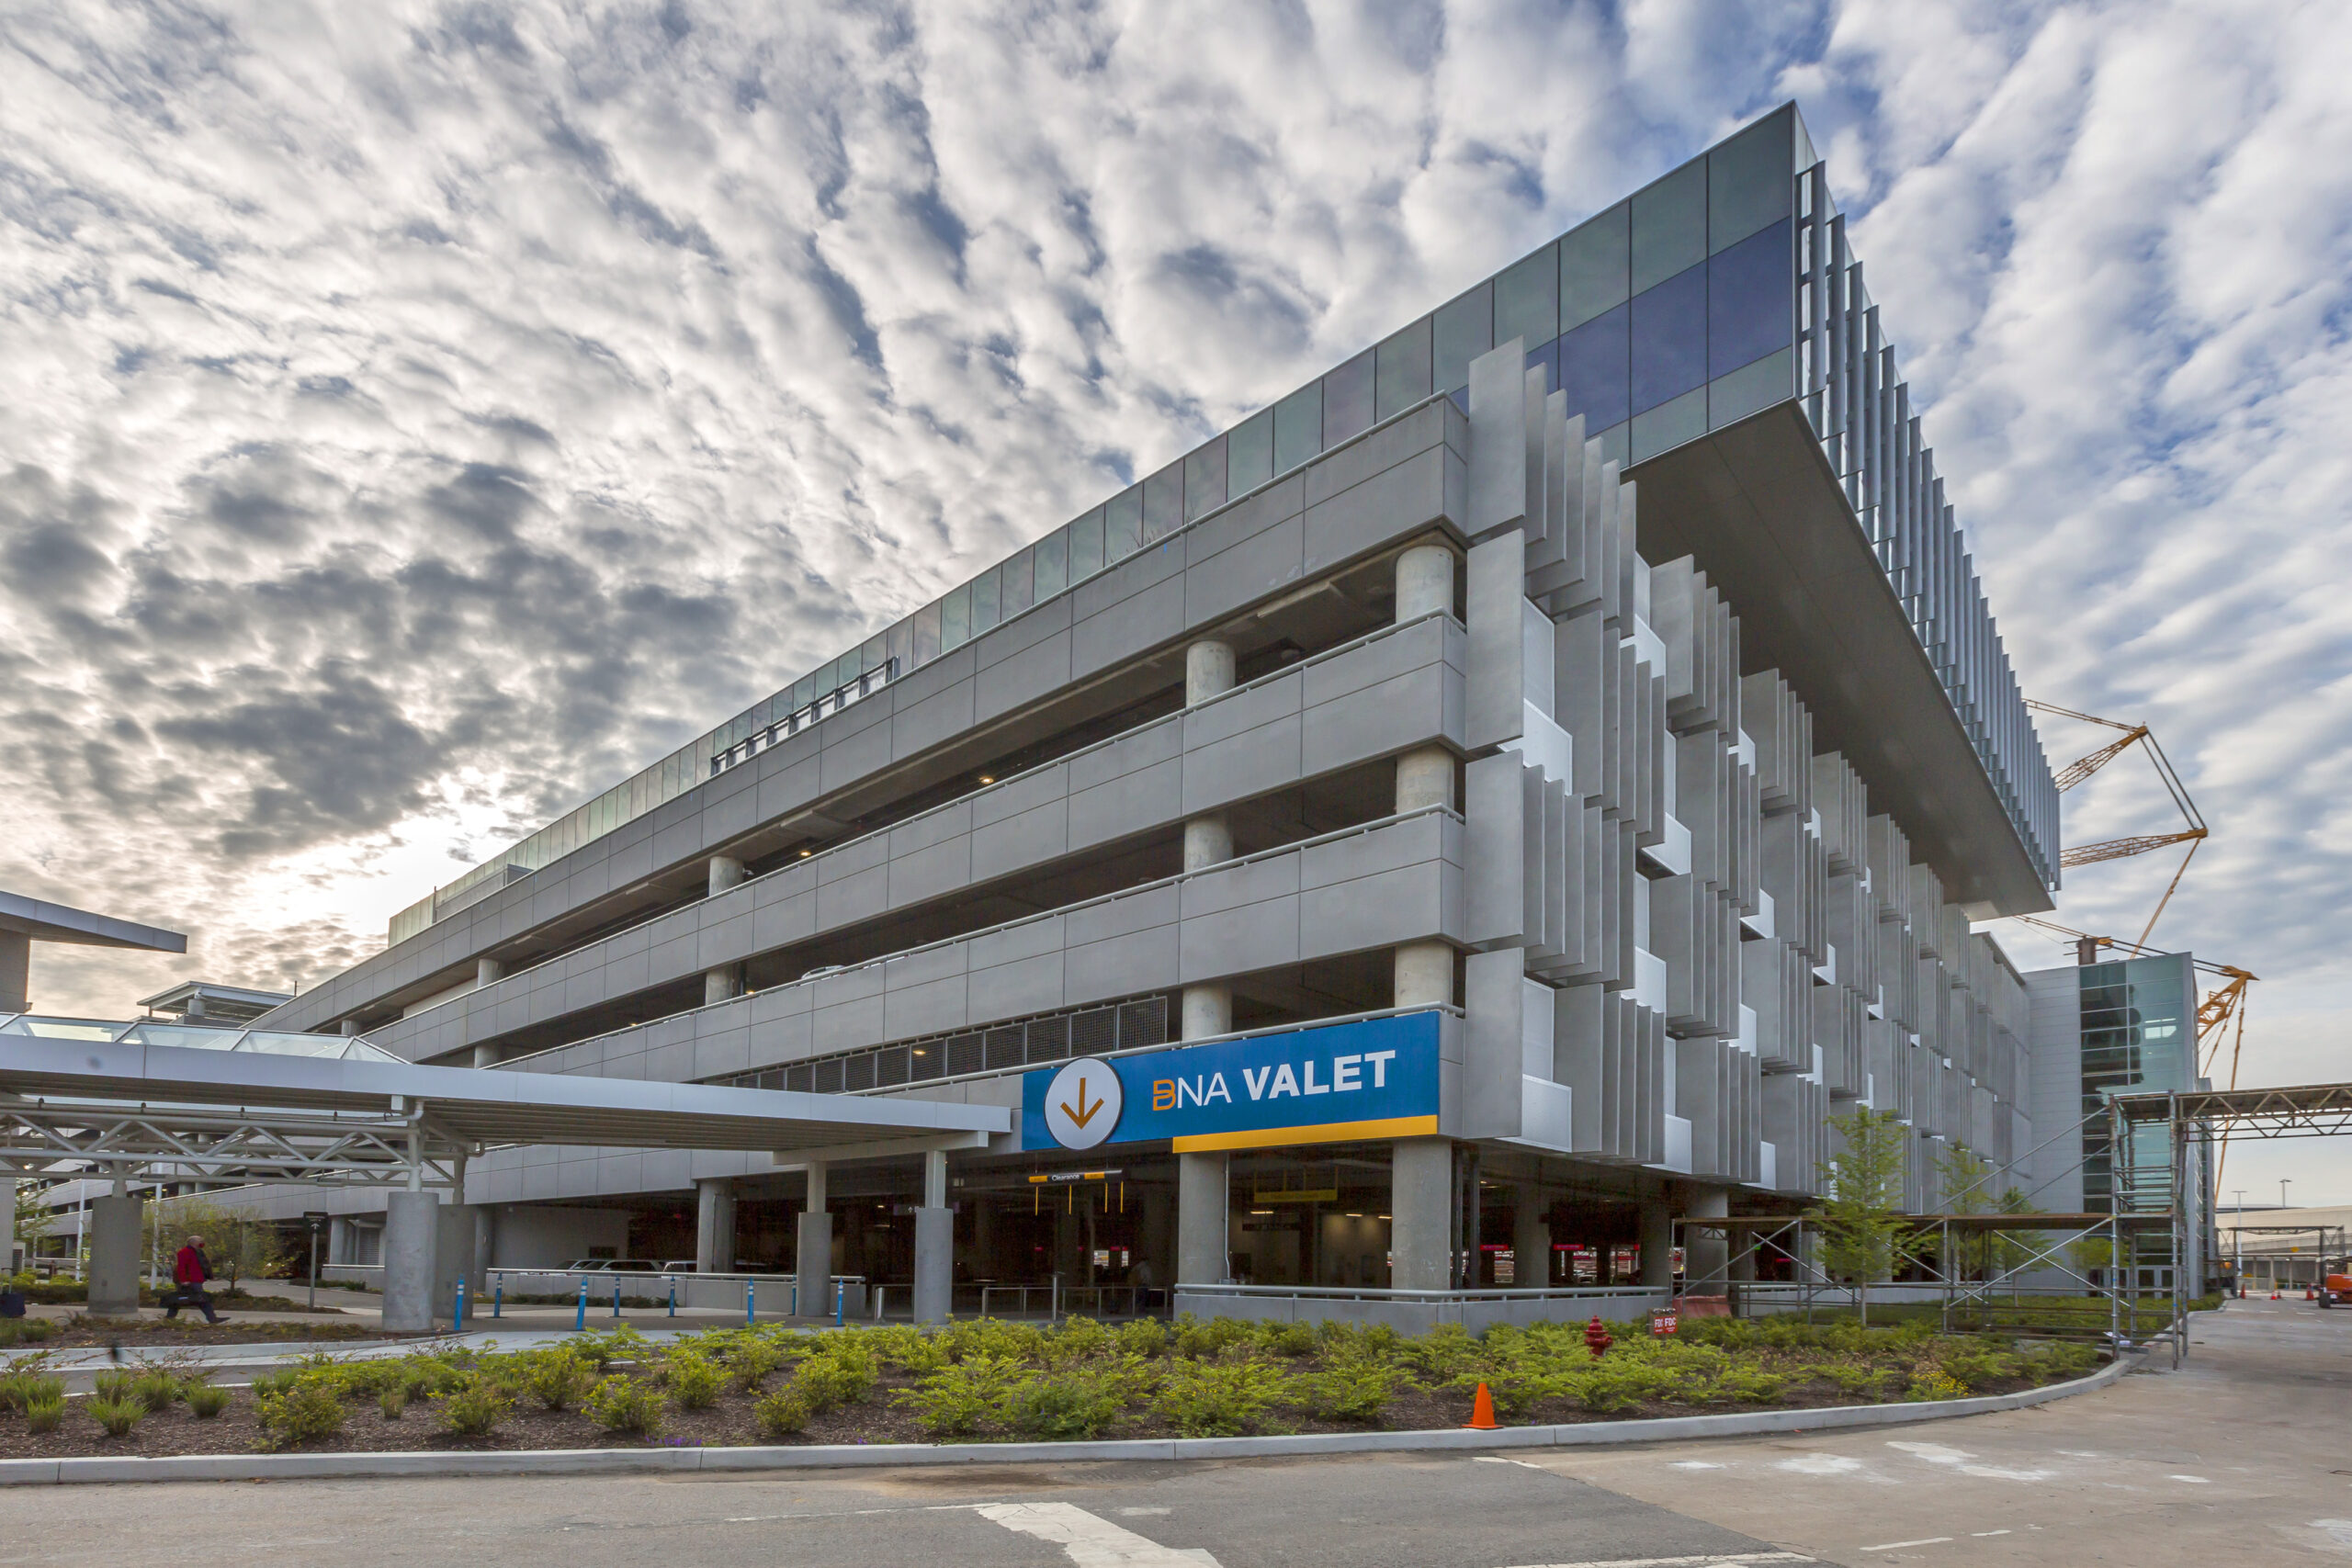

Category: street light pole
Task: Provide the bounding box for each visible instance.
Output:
[2233,1190,2246,1295]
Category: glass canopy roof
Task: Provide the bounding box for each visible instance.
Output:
[0,1014,399,1062]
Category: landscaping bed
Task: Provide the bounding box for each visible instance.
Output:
[14,1316,392,1349]
[0,1314,2108,1461]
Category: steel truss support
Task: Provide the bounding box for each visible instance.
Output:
[0,1098,467,1190]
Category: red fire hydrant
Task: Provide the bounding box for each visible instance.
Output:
[1585,1314,1614,1360]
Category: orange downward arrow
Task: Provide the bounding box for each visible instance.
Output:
[1061,1077,1106,1129]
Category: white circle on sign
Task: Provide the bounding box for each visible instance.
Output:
[1043,1056,1123,1150]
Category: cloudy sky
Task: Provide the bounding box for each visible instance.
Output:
[5,2,2348,1195]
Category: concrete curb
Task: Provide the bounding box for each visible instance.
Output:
[0,1354,2129,1486]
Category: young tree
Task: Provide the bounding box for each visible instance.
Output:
[153,1196,281,1292]
[1811,1108,1926,1327]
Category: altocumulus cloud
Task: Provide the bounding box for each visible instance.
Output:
[2,1,2349,1185]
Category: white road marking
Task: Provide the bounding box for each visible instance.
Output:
[1117,1506,1172,1517]
[1884,1438,2053,1482]
[1671,1461,1728,1471]
[2170,1474,2211,1483]
[1504,1558,1813,1568]
[1971,1529,2013,1537]
[1477,1455,1551,1470]
[975,1501,1222,1567]
[1859,1538,1954,1551]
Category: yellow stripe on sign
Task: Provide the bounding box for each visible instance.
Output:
[1171,1115,1439,1153]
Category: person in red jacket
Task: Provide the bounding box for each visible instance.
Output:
[165,1234,222,1324]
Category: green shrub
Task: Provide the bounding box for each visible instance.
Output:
[1298,1361,1399,1424]
[1906,1369,1968,1402]
[1115,1317,1169,1359]
[258,1381,347,1448]
[1170,1314,1252,1360]
[895,1353,1022,1438]
[249,1370,299,1398]
[1401,1323,1481,1382]
[584,1376,664,1437]
[0,1319,59,1347]
[1152,1358,1290,1438]
[185,1382,231,1419]
[1705,1366,1790,1404]
[92,1369,137,1403]
[516,1348,598,1411]
[25,1387,63,1433]
[1256,1322,1318,1359]
[435,1376,509,1436]
[753,1385,811,1438]
[946,1316,1045,1365]
[379,1386,409,1420]
[1045,1316,1115,1365]
[131,1371,181,1415]
[797,1343,876,1407]
[1933,1348,2018,1392]
[86,1396,144,1438]
[1008,1368,1127,1440]
[725,1337,788,1391]
[664,1350,725,1411]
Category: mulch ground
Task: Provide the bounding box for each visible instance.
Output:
[0,1363,2080,1461]
[18,1318,402,1349]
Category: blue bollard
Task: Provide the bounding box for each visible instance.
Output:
[454,1277,467,1332]
[746,1278,755,1325]
[492,1280,503,1319]
[612,1280,622,1319]
[668,1280,676,1317]
[834,1279,844,1327]
[574,1280,587,1332]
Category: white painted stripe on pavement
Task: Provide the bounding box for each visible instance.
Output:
[1859,1540,1954,1551]
[1499,1555,1815,1567]
[975,1501,1222,1567]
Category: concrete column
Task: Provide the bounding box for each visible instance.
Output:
[471,1043,498,1069]
[1639,1189,1678,1291]
[1396,748,1454,813]
[695,1178,737,1274]
[86,1192,142,1316]
[1514,1188,1552,1289]
[706,966,743,1006]
[329,1215,352,1267]
[434,1201,481,1318]
[1177,1152,1229,1284]
[1396,542,1455,622]
[381,1190,440,1332]
[796,1161,832,1316]
[1394,941,1453,1010]
[340,1020,361,1037]
[476,955,504,988]
[473,1205,496,1280]
[0,930,28,1013]
[1686,1186,1731,1293]
[1390,1138,1453,1290]
[912,1148,952,1325]
[708,855,747,897]
[1182,637,1238,1035]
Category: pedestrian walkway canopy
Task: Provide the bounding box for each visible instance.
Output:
[0,1012,1009,1189]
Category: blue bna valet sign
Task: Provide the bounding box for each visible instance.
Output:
[1022,1010,1441,1155]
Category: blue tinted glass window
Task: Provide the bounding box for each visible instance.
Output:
[1630,263,1706,417]
[1034,526,1068,600]
[1524,337,1557,396]
[1069,506,1104,580]
[1707,218,1792,378]
[1558,301,1629,433]
[1374,317,1431,420]
[942,582,969,648]
[1560,204,1629,330]
[1432,283,1492,397]
[912,602,942,665]
[1323,348,1373,446]
[1001,547,1035,616]
[1494,243,1559,350]
[971,566,1001,632]
[790,673,818,707]
[1183,436,1227,522]
[1708,108,1792,253]
[1227,409,1272,493]
[1631,161,1706,295]
[1272,382,1321,474]
[1142,460,1182,541]
[1105,486,1142,559]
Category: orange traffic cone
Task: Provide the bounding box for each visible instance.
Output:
[1465,1382,1499,1431]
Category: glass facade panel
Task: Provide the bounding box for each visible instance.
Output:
[1558,299,1631,433]
[1708,107,1792,253]
[1631,160,1706,295]
[790,673,818,708]
[2077,956,2192,1212]
[912,601,942,665]
[1708,347,1793,429]
[1069,505,1105,579]
[1105,485,1142,560]
[971,564,1001,632]
[1322,348,1374,446]
[1708,217,1792,378]
[1493,243,1559,351]
[1033,525,1068,600]
[1001,547,1034,617]
[1182,436,1227,522]
[1560,203,1629,331]
[1142,459,1183,542]
[1524,336,1557,397]
[1374,317,1431,420]
[886,615,912,673]
[1272,381,1321,475]
[859,632,887,676]
[1432,282,1492,399]
[942,581,970,649]
[1227,409,1273,494]
[1630,263,1706,417]
[1630,386,1706,463]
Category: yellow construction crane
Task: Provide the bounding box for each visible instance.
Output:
[2028,700,2208,947]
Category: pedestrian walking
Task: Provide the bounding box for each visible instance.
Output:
[164,1234,222,1324]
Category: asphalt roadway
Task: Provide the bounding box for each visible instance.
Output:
[7,1295,2347,1568]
